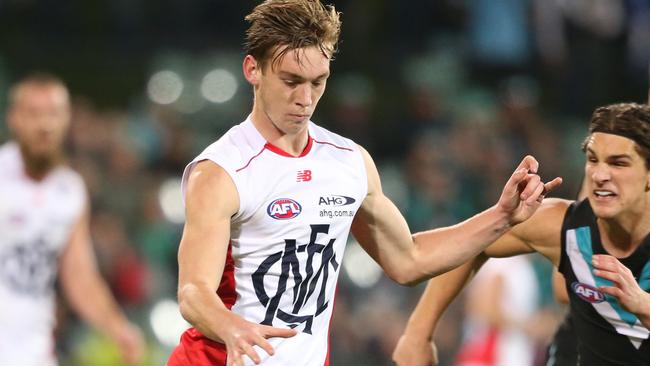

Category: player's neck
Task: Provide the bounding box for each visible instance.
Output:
[598,211,650,257]
[18,144,62,181]
[250,109,310,157]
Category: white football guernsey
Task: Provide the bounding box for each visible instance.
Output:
[170,117,368,366]
[0,142,86,366]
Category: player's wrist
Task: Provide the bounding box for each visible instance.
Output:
[402,320,436,341]
[636,292,650,326]
[488,204,514,233]
[103,313,131,338]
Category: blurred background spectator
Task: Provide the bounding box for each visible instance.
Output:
[0,1,647,365]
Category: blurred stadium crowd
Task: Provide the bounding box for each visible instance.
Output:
[1,1,649,365]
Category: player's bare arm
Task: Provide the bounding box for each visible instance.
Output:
[392,198,570,366]
[59,206,144,365]
[177,160,296,366]
[351,145,562,286]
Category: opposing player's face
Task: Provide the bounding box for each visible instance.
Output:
[8,84,70,158]
[249,46,330,135]
[584,132,650,219]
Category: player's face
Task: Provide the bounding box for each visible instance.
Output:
[8,84,70,158]
[249,46,330,135]
[584,132,650,220]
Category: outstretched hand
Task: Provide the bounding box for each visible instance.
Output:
[222,312,297,366]
[114,322,145,365]
[497,155,562,226]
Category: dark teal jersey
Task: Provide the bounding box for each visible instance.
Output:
[559,199,650,365]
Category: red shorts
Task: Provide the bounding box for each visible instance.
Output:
[167,328,227,366]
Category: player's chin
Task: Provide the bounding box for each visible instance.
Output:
[591,205,620,220]
[30,146,58,158]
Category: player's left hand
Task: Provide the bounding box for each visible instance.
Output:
[392,333,438,366]
[592,254,650,322]
[114,322,146,365]
[497,155,562,226]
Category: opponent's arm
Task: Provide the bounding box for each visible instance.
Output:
[392,198,568,366]
[59,207,144,365]
[392,254,488,366]
[177,161,296,366]
[351,146,562,285]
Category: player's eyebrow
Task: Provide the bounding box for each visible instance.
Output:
[277,71,329,81]
[587,148,632,161]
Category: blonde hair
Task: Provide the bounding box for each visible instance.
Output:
[244,0,341,70]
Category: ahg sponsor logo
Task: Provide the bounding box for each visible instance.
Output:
[267,198,302,220]
[571,282,605,303]
[318,195,356,206]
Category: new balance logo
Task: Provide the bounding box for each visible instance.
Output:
[297,170,312,182]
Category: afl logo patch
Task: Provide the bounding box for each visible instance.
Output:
[571,282,605,303]
[267,198,302,220]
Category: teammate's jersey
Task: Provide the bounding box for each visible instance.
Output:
[169,117,368,366]
[0,142,86,366]
[559,199,650,365]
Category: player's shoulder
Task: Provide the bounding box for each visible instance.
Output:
[51,164,86,193]
[200,119,267,168]
[539,198,573,215]
[518,198,573,235]
[308,121,359,152]
[0,141,19,167]
[204,122,251,155]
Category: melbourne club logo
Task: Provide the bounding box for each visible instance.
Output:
[267,198,302,220]
[0,237,58,297]
[571,282,605,303]
[252,224,339,334]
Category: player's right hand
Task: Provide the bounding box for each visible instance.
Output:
[497,155,562,226]
[222,312,297,366]
[392,333,438,366]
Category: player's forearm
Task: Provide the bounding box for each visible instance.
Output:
[403,256,486,339]
[63,271,131,339]
[409,205,510,283]
[178,281,231,342]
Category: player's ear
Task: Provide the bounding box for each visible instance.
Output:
[243,55,261,86]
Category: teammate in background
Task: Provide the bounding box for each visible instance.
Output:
[166,1,560,365]
[393,102,650,366]
[0,74,144,366]
[453,255,540,366]
[545,269,577,366]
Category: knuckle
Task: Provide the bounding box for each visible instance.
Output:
[615,274,623,282]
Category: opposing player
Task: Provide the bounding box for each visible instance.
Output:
[0,74,144,366]
[167,1,560,365]
[393,102,650,366]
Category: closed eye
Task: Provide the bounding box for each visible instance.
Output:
[283,79,299,87]
[610,161,630,167]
